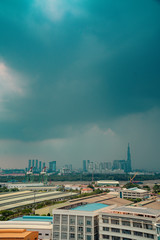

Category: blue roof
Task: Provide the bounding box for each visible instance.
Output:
[128,187,139,191]
[11,216,53,222]
[71,203,108,211]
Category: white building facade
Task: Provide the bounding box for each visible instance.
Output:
[99,206,160,240]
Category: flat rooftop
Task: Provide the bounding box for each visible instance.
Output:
[10,216,53,223]
[71,203,108,211]
[111,206,160,217]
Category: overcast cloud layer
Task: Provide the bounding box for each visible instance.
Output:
[0,0,160,170]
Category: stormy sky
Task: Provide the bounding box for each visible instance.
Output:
[0,0,160,170]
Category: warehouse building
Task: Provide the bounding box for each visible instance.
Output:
[97,180,119,186]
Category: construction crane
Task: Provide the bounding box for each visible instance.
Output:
[26,167,34,182]
[39,167,48,184]
[130,172,138,183]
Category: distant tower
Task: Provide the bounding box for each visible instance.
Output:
[35,159,38,171]
[127,143,132,172]
[83,160,87,172]
[43,162,46,169]
[28,160,31,170]
[39,161,42,172]
[32,159,35,168]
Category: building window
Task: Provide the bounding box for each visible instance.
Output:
[78,216,84,225]
[103,218,109,223]
[111,219,119,225]
[86,217,92,226]
[122,221,130,226]
[53,232,59,238]
[144,224,153,230]
[77,234,83,239]
[134,231,143,237]
[70,233,75,239]
[122,229,131,235]
[38,233,42,235]
[86,228,91,233]
[62,215,68,224]
[78,227,83,232]
[86,235,92,240]
[61,232,67,239]
[122,238,132,240]
[53,225,60,231]
[133,222,142,228]
[54,214,60,224]
[102,235,109,239]
[144,233,154,239]
[103,227,109,231]
[112,237,120,240]
[70,226,75,232]
[61,225,67,232]
[45,233,49,236]
[70,215,76,225]
[111,228,120,233]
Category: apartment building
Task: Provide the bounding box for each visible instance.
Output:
[99,206,160,240]
[119,187,149,200]
[52,203,110,240]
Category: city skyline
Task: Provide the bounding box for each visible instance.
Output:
[0,0,160,170]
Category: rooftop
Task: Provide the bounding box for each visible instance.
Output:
[71,203,108,211]
[0,229,38,239]
[10,216,53,223]
[111,206,160,217]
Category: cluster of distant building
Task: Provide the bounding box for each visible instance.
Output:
[27,159,56,173]
[83,144,132,174]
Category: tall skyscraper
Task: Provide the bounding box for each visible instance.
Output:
[49,161,56,172]
[32,159,35,168]
[126,143,132,172]
[39,161,42,172]
[35,159,38,171]
[83,160,87,172]
[28,160,31,170]
[42,162,46,169]
[87,160,90,171]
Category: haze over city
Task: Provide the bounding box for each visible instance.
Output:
[0,0,160,170]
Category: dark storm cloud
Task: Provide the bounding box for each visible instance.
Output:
[0,0,160,141]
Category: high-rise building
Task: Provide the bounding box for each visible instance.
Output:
[126,143,132,172]
[42,162,46,169]
[39,161,42,172]
[35,159,38,171]
[68,164,72,171]
[32,159,35,168]
[83,160,87,172]
[87,160,90,171]
[28,160,31,170]
[112,160,127,172]
[49,161,56,172]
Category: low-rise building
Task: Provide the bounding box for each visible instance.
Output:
[0,229,38,240]
[99,206,160,240]
[97,181,119,186]
[0,216,53,240]
[119,187,150,200]
[81,188,93,194]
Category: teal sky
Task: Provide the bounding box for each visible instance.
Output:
[0,0,160,170]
